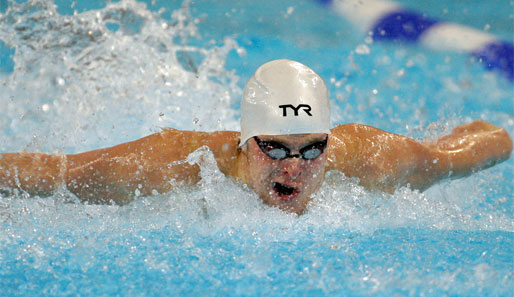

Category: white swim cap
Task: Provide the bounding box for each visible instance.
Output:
[240,59,331,146]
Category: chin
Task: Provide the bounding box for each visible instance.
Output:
[279,203,308,215]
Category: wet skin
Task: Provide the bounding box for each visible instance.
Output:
[0,121,512,215]
[239,134,328,215]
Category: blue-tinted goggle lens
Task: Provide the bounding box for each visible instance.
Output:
[253,137,328,160]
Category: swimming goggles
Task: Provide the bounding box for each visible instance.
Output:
[253,136,328,160]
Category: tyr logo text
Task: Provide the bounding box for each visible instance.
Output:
[278,104,312,117]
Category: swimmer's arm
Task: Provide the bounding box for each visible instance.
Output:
[0,131,197,203]
[0,129,240,204]
[63,130,203,204]
[425,120,512,178]
[327,120,512,192]
[63,129,239,204]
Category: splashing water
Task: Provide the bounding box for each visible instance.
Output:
[0,0,512,296]
[0,0,242,153]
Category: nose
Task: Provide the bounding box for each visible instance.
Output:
[280,157,303,179]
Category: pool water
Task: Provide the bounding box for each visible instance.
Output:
[0,0,512,296]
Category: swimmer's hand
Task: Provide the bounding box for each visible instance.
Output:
[431,120,512,176]
[327,120,512,193]
[0,153,66,197]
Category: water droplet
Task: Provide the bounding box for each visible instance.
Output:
[56,77,65,86]
[236,47,246,56]
[355,44,370,55]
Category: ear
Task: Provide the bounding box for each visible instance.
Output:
[234,140,250,185]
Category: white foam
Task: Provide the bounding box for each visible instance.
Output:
[0,0,242,152]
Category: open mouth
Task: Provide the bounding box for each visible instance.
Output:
[272,182,299,201]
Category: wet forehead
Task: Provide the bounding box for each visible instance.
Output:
[255,133,327,147]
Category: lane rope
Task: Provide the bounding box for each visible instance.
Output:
[316,0,513,81]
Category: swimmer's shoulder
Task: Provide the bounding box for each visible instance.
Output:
[327,123,396,171]
[118,128,239,161]
[329,123,385,148]
[159,128,241,174]
[330,123,389,137]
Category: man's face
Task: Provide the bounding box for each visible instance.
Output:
[243,133,328,215]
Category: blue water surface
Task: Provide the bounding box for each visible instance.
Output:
[0,0,512,296]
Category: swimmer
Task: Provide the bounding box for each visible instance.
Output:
[0,60,512,214]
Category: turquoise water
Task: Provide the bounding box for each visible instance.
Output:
[0,0,513,296]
